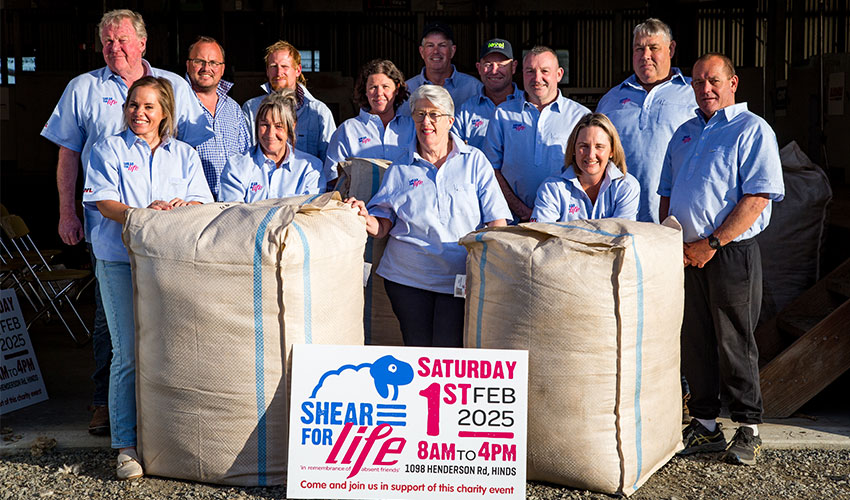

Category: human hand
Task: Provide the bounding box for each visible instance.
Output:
[58,213,84,245]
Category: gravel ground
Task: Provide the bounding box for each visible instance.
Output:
[1,447,848,499]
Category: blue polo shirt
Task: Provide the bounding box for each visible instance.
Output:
[398,65,483,116]
[659,103,785,243]
[41,61,215,241]
[367,134,511,294]
[186,76,252,199]
[242,83,336,162]
[323,109,415,181]
[452,83,524,150]
[596,69,696,223]
[530,162,640,222]
[83,128,214,263]
[218,144,323,202]
[482,91,590,208]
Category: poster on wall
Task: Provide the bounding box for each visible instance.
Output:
[287,344,527,499]
[0,288,48,415]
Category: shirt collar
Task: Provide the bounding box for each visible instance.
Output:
[562,160,624,182]
[183,75,235,98]
[475,83,521,105]
[419,64,459,85]
[622,67,688,91]
[121,126,173,151]
[523,90,566,112]
[100,59,153,84]
[410,132,470,166]
[260,82,306,108]
[253,143,293,171]
[696,102,747,124]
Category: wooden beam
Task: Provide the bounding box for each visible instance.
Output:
[760,299,850,418]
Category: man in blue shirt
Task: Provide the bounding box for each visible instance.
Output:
[185,36,251,199]
[242,41,336,163]
[659,53,784,467]
[401,22,482,116]
[40,9,213,438]
[452,38,524,150]
[483,46,590,222]
[596,18,696,223]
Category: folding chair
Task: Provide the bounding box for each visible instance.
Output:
[0,215,92,344]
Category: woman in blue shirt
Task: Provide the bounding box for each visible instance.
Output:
[218,90,322,202]
[324,59,415,184]
[531,113,640,223]
[83,76,213,480]
[346,85,510,347]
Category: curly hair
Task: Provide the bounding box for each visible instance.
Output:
[353,59,409,112]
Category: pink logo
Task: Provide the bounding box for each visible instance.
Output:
[408,179,423,188]
[250,182,263,193]
[358,136,371,144]
[620,97,631,105]
[512,123,526,132]
[682,135,692,144]
[122,161,139,172]
[568,204,580,214]
[472,119,484,128]
[103,97,118,106]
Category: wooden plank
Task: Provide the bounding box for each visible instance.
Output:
[760,299,850,418]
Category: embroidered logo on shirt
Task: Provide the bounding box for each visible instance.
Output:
[250,182,263,193]
[620,97,631,105]
[568,204,580,214]
[512,123,526,132]
[472,119,484,128]
[409,178,423,188]
[122,162,139,172]
[682,135,692,144]
[358,136,372,144]
[103,97,118,106]
[83,187,93,194]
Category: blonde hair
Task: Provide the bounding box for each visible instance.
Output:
[264,40,307,86]
[124,77,176,140]
[98,9,147,55]
[565,113,627,175]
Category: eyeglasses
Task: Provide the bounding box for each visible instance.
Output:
[412,110,451,123]
[189,58,224,69]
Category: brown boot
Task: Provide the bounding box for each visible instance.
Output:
[88,405,110,436]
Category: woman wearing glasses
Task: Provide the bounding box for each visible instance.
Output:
[346,85,510,347]
[323,59,415,185]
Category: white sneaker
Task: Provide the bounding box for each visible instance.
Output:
[116,449,144,480]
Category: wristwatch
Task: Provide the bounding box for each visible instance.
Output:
[707,234,723,250]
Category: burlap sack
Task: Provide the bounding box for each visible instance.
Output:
[122,192,366,486]
[460,217,684,496]
[335,157,404,346]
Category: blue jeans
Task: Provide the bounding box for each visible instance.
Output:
[87,244,111,407]
[95,259,137,449]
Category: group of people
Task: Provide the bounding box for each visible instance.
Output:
[41,8,784,481]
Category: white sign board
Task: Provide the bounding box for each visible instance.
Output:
[0,289,48,414]
[287,344,527,499]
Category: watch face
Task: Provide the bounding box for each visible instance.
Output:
[708,236,721,249]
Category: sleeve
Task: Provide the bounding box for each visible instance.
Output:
[530,180,562,223]
[83,140,121,207]
[237,106,252,155]
[242,100,258,147]
[475,154,512,223]
[610,174,640,221]
[172,78,215,147]
[365,164,398,224]
[40,80,86,152]
[738,124,785,202]
[451,107,466,142]
[323,124,349,182]
[184,148,215,203]
[482,108,505,170]
[657,139,675,197]
[316,103,337,163]
[217,155,247,202]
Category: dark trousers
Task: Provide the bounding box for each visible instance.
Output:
[383,279,465,347]
[682,238,763,424]
[88,243,112,406]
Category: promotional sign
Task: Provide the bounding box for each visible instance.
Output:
[287,344,527,499]
[0,289,48,414]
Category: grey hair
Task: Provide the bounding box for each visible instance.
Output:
[633,18,673,43]
[410,84,454,116]
[98,9,147,41]
[255,89,298,146]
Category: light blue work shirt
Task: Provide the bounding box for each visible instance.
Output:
[83,128,214,263]
[482,91,591,208]
[367,134,511,294]
[596,68,696,223]
[41,61,215,241]
[242,83,336,162]
[658,103,785,243]
[452,83,524,150]
[530,162,640,222]
[398,65,483,116]
[323,109,415,181]
[185,76,252,199]
[218,144,323,202]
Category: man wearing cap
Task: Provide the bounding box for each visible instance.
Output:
[596,18,696,223]
[452,38,523,150]
[402,22,482,115]
[483,45,590,222]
